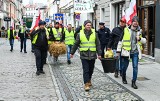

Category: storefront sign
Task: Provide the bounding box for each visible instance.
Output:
[74,0,94,13]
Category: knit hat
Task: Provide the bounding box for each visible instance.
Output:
[132,16,139,22]
[38,21,46,26]
[99,22,105,25]
[55,22,59,25]
[84,20,92,26]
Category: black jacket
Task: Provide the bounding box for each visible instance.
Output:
[31,28,48,51]
[71,29,102,60]
[18,28,28,39]
[97,27,111,45]
[107,26,124,49]
[74,26,83,39]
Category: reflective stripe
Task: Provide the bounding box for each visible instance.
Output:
[123,45,131,47]
[123,40,130,42]
[81,42,95,44]
[80,46,96,48]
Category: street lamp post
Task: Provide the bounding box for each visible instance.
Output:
[55,0,60,13]
[93,3,98,30]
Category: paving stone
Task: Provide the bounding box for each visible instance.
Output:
[49,55,144,101]
[0,40,58,100]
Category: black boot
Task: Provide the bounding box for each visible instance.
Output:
[67,60,71,64]
[122,75,127,84]
[36,71,40,75]
[114,70,118,78]
[40,70,45,74]
[119,70,122,77]
[132,80,138,89]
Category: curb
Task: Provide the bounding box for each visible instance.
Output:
[47,57,63,101]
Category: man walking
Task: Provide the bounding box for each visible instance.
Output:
[7,26,16,52]
[70,20,101,91]
[31,21,49,75]
[18,24,28,53]
[64,24,75,64]
[97,22,110,58]
[107,18,126,78]
[53,22,63,42]
[117,16,146,89]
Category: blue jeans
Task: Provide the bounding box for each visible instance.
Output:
[67,45,73,60]
[9,39,14,50]
[121,52,139,81]
[113,49,122,73]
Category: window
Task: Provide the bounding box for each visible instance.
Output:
[115,2,125,26]
[100,8,105,22]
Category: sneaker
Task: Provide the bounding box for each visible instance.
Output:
[24,51,27,53]
[84,83,90,91]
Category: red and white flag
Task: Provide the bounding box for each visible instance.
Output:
[125,0,137,25]
[30,8,41,32]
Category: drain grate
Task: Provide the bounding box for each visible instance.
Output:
[137,77,150,81]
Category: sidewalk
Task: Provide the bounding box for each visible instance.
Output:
[95,58,160,101]
[0,38,7,46]
[0,40,58,101]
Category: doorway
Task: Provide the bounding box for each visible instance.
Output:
[138,5,155,57]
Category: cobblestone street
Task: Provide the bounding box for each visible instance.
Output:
[48,54,143,101]
[0,39,58,101]
[0,38,145,100]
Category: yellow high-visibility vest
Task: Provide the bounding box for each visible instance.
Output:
[32,28,49,44]
[65,30,75,45]
[53,28,62,40]
[79,29,96,51]
[7,29,16,39]
[122,27,143,51]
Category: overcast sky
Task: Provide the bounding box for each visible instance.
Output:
[23,0,47,6]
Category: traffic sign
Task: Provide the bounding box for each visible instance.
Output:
[45,18,49,22]
[54,13,64,21]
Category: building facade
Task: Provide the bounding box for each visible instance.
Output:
[0,0,24,30]
[92,0,160,62]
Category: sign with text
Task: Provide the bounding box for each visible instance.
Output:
[74,0,94,13]
[4,17,11,21]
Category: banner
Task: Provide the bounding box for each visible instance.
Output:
[74,0,94,13]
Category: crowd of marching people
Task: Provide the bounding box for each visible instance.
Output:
[6,16,146,91]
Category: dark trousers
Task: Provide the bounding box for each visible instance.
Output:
[101,44,107,58]
[9,39,14,50]
[20,38,27,52]
[31,42,34,52]
[34,48,47,71]
[81,59,95,84]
